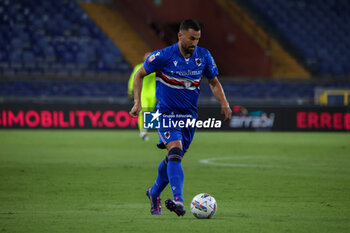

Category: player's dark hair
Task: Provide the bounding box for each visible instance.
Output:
[179,19,201,32]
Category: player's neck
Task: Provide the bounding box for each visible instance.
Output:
[177,42,192,58]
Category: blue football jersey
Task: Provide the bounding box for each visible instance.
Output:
[144,43,218,116]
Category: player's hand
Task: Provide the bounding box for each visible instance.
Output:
[129,103,141,118]
[221,105,232,122]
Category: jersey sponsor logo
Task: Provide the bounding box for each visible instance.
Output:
[175,70,202,76]
[173,60,178,67]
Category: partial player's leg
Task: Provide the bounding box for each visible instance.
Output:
[146,129,170,215]
[148,130,185,216]
[146,155,169,215]
[166,140,184,202]
[164,140,186,216]
[164,126,195,216]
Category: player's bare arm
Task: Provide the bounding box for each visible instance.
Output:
[129,65,148,118]
[208,77,232,122]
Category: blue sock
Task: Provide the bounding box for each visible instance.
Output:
[167,147,184,202]
[151,159,169,198]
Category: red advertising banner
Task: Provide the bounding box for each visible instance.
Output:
[0,104,138,129]
[296,111,350,130]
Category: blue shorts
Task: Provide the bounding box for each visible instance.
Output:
[157,127,196,153]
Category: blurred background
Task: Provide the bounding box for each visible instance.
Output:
[0,0,349,130]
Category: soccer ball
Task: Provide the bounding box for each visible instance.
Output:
[190,193,217,219]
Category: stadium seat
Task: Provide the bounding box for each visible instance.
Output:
[244,0,350,76]
[0,0,132,75]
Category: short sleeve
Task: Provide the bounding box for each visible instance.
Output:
[143,50,166,74]
[204,50,219,79]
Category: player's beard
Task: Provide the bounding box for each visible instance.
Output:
[181,42,195,56]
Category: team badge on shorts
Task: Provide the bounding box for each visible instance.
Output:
[165,131,171,139]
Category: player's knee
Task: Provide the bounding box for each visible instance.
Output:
[167,147,184,162]
[166,140,182,151]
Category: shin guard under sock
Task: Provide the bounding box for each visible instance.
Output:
[167,147,184,202]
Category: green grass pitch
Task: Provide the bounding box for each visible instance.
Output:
[1,130,350,233]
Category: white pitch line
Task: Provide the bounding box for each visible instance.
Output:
[199,156,350,172]
[199,157,292,169]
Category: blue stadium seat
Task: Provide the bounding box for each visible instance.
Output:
[245,0,350,76]
[22,51,35,68]
[0,0,132,75]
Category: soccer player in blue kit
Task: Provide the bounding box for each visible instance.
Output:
[129,19,232,216]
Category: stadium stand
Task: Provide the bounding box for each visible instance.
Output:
[0,0,132,76]
[0,0,349,105]
[240,0,350,76]
[80,2,150,67]
[216,0,311,79]
[0,80,127,97]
